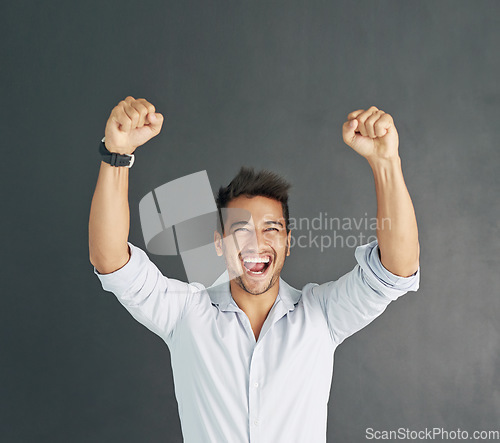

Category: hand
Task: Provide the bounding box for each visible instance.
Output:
[342,106,399,161]
[104,96,164,155]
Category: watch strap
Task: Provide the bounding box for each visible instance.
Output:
[99,137,135,168]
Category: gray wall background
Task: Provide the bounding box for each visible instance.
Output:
[1,0,499,441]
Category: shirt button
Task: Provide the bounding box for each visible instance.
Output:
[253,419,259,425]
[253,382,259,388]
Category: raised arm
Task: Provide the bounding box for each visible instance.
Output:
[88,96,164,274]
[342,106,419,277]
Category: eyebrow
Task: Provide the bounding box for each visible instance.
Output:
[229,220,284,230]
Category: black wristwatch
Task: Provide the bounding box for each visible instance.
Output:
[99,137,135,168]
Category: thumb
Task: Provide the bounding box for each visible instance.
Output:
[342,118,358,145]
[146,112,164,133]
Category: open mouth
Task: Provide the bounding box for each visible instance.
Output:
[241,255,273,276]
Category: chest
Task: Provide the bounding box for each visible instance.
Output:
[170,298,335,385]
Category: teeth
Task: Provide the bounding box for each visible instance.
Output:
[243,256,270,263]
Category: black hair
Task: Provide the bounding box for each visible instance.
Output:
[215,166,291,234]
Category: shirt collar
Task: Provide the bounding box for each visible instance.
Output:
[206,275,302,313]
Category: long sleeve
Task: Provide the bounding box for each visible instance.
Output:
[94,241,203,344]
[310,240,420,346]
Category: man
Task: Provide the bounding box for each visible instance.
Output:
[89,96,420,442]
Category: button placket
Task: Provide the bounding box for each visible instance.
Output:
[248,344,262,441]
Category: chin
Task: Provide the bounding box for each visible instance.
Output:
[238,274,278,296]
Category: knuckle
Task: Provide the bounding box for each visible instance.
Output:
[128,109,139,122]
[380,114,390,124]
[120,109,130,121]
[350,109,363,118]
[138,103,148,115]
[141,99,155,114]
[132,101,148,114]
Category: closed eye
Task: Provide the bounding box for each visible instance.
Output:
[234,227,250,233]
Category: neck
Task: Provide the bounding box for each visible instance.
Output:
[229,278,280,318]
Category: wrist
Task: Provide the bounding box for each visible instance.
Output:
[100,160,130,172]
[369,155,405,191]
[367,154,401,172]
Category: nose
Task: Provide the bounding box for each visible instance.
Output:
[246,229,269,252]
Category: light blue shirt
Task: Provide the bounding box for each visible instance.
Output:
[94,240,419,442]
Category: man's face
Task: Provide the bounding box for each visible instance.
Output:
[214,195,291,296]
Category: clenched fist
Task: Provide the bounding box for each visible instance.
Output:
[342,106,399,161]
[104,96,164,155]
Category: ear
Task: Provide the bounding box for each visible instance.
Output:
[214,231,223,256]
[286,230,291,256]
